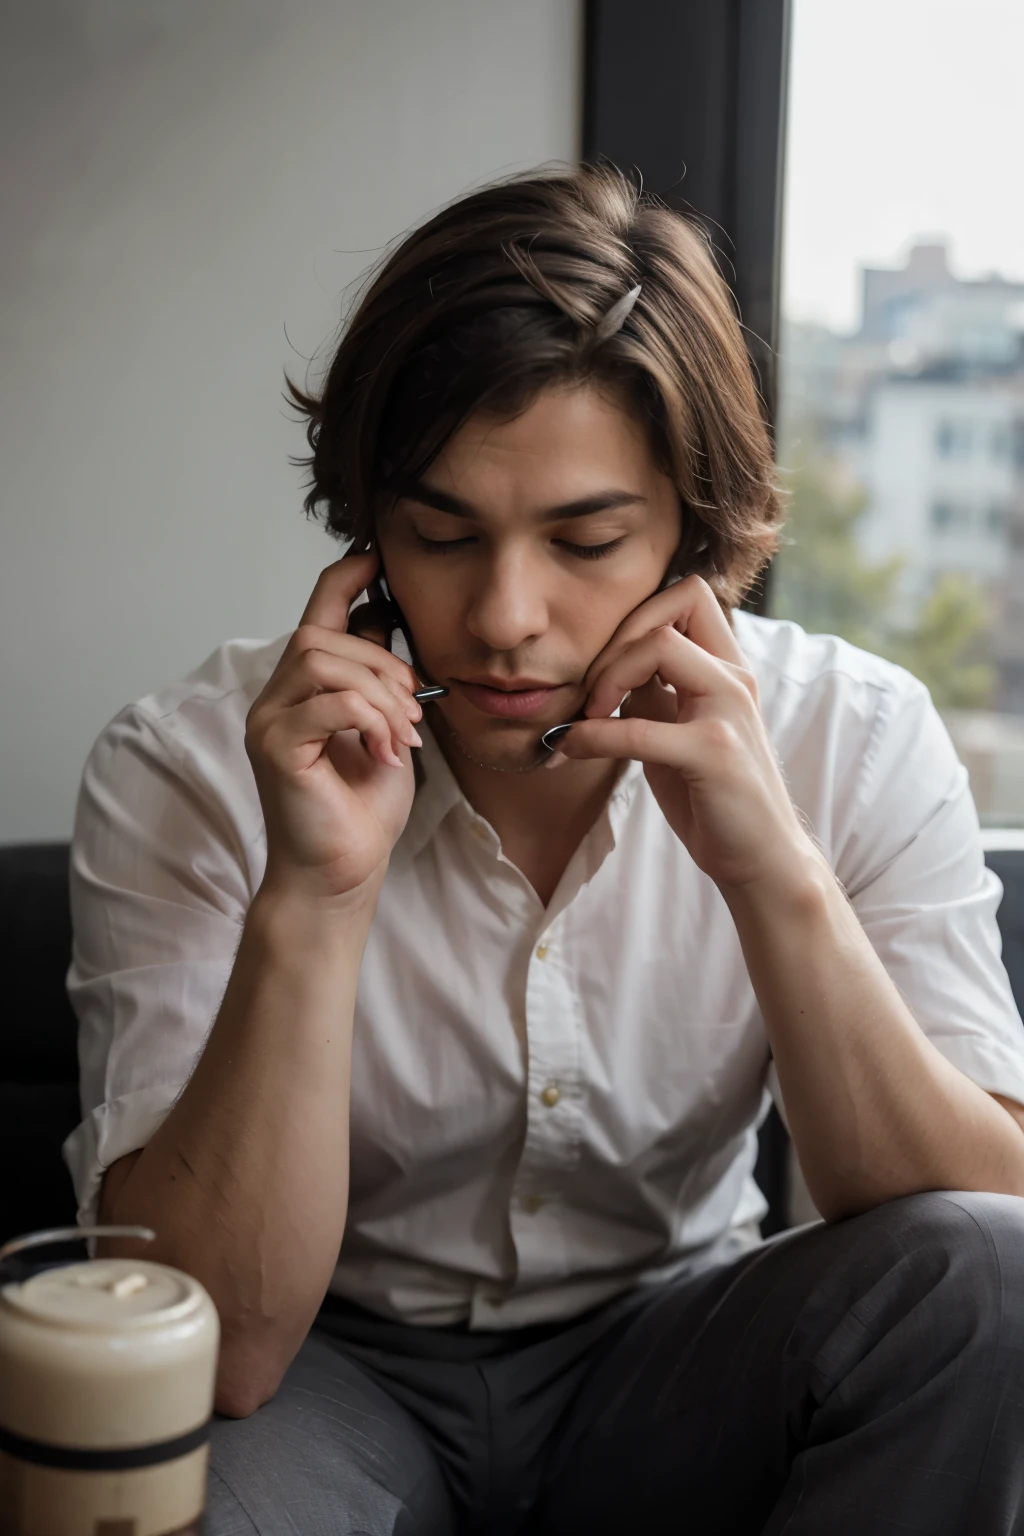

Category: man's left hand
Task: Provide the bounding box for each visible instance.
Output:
[551,575,821,892]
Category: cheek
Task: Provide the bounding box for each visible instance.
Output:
[560,558,669,661]
[570,551,665,617]
[551,579,636,665]
[388,567,463,654]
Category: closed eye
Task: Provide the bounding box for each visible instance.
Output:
[560,538,626,560]
[413,533,627,560]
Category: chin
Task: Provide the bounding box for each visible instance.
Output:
[444,716,550,774]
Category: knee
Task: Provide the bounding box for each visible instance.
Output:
[871,1189,1024,1311]
[890,1187,1024,1251]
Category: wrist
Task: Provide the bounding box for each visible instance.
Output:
[249,868,384,953]
[720,837,837,925]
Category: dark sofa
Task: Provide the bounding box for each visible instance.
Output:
[4,840,1024,1248]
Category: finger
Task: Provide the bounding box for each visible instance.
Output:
[261,691,410,772]
[666,568,746,657]
[585,627,749,721]
[583,574,746,696]
[621,674,678,726]
[550,714,720,774]
[258,652,423,746]
[638,574,747,662]
[272,647,417,721]
[379,671,427,720]
[284,623,420,697]
[299,550,380,632]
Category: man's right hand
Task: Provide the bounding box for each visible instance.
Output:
[245,549,423,904]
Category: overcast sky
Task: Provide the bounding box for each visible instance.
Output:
[782,0,1024,333]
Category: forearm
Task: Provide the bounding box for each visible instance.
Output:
[724,852,1024,1221]
[102,881,377,1412]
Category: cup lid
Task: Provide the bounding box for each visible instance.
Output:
[2,1259,205,1332]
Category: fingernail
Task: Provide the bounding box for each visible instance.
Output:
[543,750,568,770]
[540,723,573,752]
[407,728,423,749]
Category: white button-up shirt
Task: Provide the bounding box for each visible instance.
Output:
[64,611,1024,1328]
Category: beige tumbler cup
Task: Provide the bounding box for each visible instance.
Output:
[0,1226,220,1536]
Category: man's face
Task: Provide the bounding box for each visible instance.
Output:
[376,383,683,772]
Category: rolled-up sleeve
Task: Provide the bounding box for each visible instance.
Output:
[835,677,1024,1105]
[63,683,265,1224]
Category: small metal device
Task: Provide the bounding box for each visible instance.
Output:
[413,686,449,703]
[540,723,573,752]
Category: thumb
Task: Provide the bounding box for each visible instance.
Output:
[299,549,380,632]
[621,676,677,724]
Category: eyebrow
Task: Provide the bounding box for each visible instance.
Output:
[397,479,648,522]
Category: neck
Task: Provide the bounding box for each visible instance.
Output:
[428,709,622,885]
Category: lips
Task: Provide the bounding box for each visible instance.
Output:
[459,675,560,691]
[453,679,569,720]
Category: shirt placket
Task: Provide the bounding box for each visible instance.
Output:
[513,915,584,1254]
[462,789,636,1325]
[472,911,584,1325]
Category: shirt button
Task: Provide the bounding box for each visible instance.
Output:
[535,942,549,960]
[540,1084,560,1107]
[520,1194,543,1214]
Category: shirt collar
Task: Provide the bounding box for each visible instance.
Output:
[397,718,645,865]
[396,718,465,861]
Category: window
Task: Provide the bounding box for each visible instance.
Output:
[936,421,973,459]
[931,501,972,532]
[772,0,1024,823]
[992,426,1012,461]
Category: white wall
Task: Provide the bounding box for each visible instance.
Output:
[1,0,582,841]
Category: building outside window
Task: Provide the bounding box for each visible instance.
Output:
[771,0,1024,822]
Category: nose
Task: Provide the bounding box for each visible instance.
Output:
[465,546,549,652]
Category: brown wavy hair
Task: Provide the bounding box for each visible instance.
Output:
[287,162,782,609]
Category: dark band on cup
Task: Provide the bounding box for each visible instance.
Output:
[0,1417,211,1471]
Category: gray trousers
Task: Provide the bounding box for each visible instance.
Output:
[206,1191,1024,1534]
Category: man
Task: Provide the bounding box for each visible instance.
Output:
[66,165,1024,1534]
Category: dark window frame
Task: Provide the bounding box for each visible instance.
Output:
[582,0,792,619]
[583,1,793,1232]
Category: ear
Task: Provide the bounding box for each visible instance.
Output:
[665,513,713,584]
